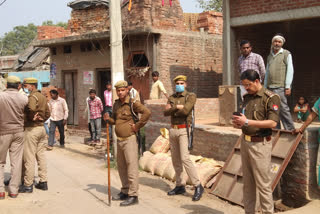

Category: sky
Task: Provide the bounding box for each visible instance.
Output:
[0,0,202,37]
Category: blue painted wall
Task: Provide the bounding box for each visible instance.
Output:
[8,71,50,90]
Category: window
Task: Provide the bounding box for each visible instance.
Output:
[80,42,94,52]
[128,51,149,67]
[51,47,57,55]
[63,45,72,54]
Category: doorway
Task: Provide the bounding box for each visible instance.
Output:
[97,69,111,127]
[63,71,78,125]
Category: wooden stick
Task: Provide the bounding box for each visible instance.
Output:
[107,123,111,206]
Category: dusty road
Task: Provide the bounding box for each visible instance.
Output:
[0,137,319,214]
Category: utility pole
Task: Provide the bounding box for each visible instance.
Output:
[110,0,125,157]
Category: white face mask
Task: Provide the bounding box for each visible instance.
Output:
[23,88,30,95]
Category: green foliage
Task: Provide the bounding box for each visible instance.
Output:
[196,0,223,12]
[42,20,68,29]
[0,21,68,56]
[0,23,37,56]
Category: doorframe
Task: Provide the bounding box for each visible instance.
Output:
[62,70,78,125]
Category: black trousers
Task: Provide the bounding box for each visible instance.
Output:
[49,119,65,146]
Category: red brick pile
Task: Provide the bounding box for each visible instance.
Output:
[197,11,223,35]
[37,26,71,40]
[42,86,66,101]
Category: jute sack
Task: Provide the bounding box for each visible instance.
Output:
[145,153,170,175]
[139,151,154,170]
[154,153,171,177]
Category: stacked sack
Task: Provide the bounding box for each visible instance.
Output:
[139,128,223,188]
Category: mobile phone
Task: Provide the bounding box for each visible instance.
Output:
[233,112,241,116]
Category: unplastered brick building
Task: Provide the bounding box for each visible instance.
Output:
[223,0,320,206]
[34,0,223,127]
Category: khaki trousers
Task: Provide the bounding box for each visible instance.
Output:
[117,135,139,197]
[0,132,24,194]
[169,128,200,186]
[23,126,47,186]
[241,136,274,214]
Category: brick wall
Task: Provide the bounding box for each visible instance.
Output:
[157,32,223,98]
[232,18,320,107]
[230,0,320,18]
[37,26,71,40]
[281,127,320,206]
[68,6,109,34]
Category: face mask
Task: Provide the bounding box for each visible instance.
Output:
[175,85,185,93]
[23,88,30,95]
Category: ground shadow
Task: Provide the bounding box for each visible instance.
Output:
[181,204,224,214]
[139,176,171,193]
[84,184,120,206]
[64,146,104,160]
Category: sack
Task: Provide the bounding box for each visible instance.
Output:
[139,151,153,170]
[154,153,171,177]
[150,135,170,154]
[163,162,176,182]
[145,153,170,175]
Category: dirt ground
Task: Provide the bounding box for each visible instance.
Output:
[0,136,319,214]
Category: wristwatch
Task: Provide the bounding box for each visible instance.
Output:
[244,119,249,127]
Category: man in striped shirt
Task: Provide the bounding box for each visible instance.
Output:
[238,40,266,98]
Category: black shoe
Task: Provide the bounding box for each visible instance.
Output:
[192,184,204,201]
[18,185,33,193]
[60,144,65,148]
[167,186,186,196]
[35,181,48,191]
[120,196,138,206]
[4,179,10,186]
[112,192,129,201]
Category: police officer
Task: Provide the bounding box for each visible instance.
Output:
[104,80,150,206]
[164,75,204,201]
[19,78,50,193]
[0,76,28,199]
[232,69,280,214]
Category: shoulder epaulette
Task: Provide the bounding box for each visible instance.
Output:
[264,89,276,97]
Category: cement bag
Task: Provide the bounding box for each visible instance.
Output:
[154,153,172,177]
[145,153,170,175]
[186,158,222,187]
[190,155,203,164]
[149,135,170,154]
[163,162,176,182]
[139,151,153,171]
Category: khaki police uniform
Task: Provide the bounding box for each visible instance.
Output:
[241,87,280,214]
[0,76,28,195]
[108,81,150,197]
[164,75,200,187]
[23,78,50,187]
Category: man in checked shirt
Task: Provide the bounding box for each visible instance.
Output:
[238,40,266,98]
[87,89,104,145]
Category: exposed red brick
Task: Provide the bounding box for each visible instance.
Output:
[37,26,71,40]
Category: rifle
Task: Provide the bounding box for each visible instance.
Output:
[129,99,143,156]
[186,107,195,150]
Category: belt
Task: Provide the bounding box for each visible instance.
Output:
[244,135,271,143]
[117,136,129,141]
[171,124,190,129]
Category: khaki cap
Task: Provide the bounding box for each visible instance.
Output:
[24,77,38,84]
[114,80,128,89]
[173,75,187,82]
[7,76,21,83]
